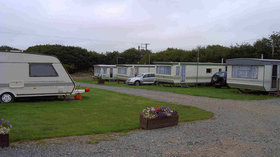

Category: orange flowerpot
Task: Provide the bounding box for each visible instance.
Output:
[75,94,82,100]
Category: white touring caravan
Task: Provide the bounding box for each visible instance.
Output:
[0,52,81,103]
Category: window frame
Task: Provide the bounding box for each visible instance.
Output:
[232,65,258,79]
[156,66,172,75]
[29,63,59,77]
[206,68,212,74]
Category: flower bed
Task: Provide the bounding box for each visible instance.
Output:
[0,119,12,147]
[139,106,178,130]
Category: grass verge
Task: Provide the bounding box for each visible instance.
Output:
[0,88,213,142]
[74,78,273,100]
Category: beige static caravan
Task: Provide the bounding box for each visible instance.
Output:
[93,65,118,80]
[154,62,225,84]
[227,58,280,91]
[116,64,156,81]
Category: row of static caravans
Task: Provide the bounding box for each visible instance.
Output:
[94,62,226,84]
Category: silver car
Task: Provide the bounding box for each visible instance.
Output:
[126,73,156,86]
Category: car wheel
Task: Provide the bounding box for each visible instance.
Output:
[135,81,140,86]
[212,75,218,82]
[0,93,15,103]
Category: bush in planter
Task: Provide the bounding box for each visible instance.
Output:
[0,119,12,147]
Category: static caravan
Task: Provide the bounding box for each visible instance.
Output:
[116,64,156,81]
[0,52,79,103]
[227,58,280,91]
[154,62,225,84]
[93,65,117,80]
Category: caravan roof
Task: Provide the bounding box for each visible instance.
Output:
[226,58,280,65]
[0,52,60,63]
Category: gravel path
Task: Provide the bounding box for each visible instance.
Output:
[2,83,280,157]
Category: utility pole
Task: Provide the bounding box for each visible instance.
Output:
[141,43,150,50]
[272,39,275,57]
[138,46,141,64]
[196,46,200,87]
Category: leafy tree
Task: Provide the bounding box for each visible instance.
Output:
[0,45,20,52]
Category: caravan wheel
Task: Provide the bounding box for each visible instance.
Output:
[0,93,15,103]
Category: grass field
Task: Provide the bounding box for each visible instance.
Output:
[74,78,274,100]
[0,88,213,142]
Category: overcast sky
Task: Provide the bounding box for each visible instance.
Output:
[1,0,280,53]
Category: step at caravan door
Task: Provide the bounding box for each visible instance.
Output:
[180,65,186,82]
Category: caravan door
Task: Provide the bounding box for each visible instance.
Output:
[110,68,113,78]
[180,65,186,82]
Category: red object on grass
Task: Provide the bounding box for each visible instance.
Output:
[85,88,90,92]
[75,94,82,100]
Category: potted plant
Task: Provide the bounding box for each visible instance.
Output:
[0,119,12,147]
[139,106,178,130]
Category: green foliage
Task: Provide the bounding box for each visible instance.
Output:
[24,45,103,72]
[0,45,20,52]
[0,88,213,142]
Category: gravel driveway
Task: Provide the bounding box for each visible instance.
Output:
[2,83,280,157]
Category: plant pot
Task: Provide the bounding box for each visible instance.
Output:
[98,78,105,84]
[139,113,178,130]
[0,134,9,147]
[75,94,82,100]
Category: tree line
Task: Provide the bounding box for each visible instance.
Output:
[1,31,279,73]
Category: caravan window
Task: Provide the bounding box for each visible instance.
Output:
[232,66,258,79]
[156,66,171,75]
[206,68,212,73]
[118,68,127,74]
[176,66,180,76]
[103,68,107,74]
[29,63,58,77]
[95,67,101,74]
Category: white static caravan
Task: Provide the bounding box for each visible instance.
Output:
[0,52,78,103]
[154,62,226,84]
[226,58,280,91]
[93,65,117,80]
[116,64,156,81]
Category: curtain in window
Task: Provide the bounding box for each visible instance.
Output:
[176,66,180,76]
[118,68,127,74]
[95,67,101,74]
[103,68,107,74]
[232,66,258,79]
[156,66,171,75]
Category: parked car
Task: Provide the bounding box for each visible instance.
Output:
[126,73,156,86]
[211,72,227,88]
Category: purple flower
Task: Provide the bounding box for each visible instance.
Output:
[158,112,167,117]
[7,121,9,124]
[0,120,2,124]
[167,107,171,112]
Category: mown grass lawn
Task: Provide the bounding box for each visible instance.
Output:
[0,88,213,142]
[74,78,274,100]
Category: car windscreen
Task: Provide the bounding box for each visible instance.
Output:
[136,74,144,77]
[216,72,225,77]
